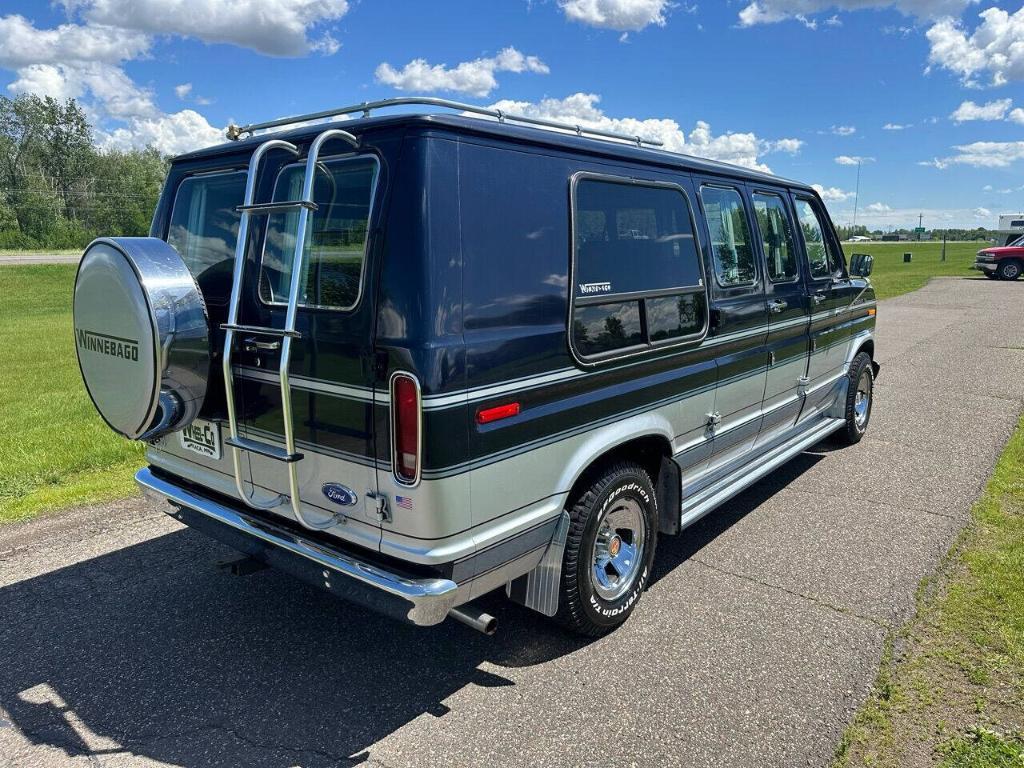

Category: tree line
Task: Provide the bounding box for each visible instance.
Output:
[0,94,168,250]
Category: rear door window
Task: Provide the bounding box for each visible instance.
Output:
[167,170,246,303]
[700,186,757,287]
[260,155,379,311]
[571,174,708,360]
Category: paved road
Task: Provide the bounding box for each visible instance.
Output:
[0,254,80,266]
[2,276,1022,768]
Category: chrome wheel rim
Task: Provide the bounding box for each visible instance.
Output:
[1005,264,1020,279]
[591,498,646,601]
[854,368,872,428]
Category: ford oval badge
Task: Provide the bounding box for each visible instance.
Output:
[321,483,358,507]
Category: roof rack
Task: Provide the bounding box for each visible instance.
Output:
[225,96,665,149]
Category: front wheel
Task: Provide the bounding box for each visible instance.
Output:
[554,462,658,637]
[836,351,874,445]
[997,260,1022,281]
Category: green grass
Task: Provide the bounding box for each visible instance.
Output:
[0,265,144,523]
[0,249,80,257]
[843,241,983,300]
[835,415,1024,768]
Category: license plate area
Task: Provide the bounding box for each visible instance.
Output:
[179,419,222,460]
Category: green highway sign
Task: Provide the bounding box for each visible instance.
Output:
[914,227,926,233]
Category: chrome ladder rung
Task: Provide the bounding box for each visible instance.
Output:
[236,200,318,214]
[224,435,303,463]
[220,323,302,339]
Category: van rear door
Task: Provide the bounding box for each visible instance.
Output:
[233,152,384,546]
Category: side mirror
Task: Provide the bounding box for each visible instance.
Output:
[849,253,874,278]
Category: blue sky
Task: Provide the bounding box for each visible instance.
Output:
[1,0,1023,229]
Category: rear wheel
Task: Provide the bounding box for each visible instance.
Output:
[997,260,1022,281]
[554,462,658,637]
[835,352,874,445]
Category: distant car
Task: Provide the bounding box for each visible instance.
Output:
[974,234,1024,280]
[847,235,871,243]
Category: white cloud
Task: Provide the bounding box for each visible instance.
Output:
[375,47,549,97]
[832,124,857,135]
[174,83,192,100]
[1010,108,1024,124]
[0,14,149,68]
[484,93,802,172]
[883,122,911,129]
[865,202,892,212]
[738,0,976,27]
[812,184,855,201]
[950,98,1012,122]
[7,61,157,119]
[926,6,1024,86]
[921,140,1024,169]
[96,109,223,156]
[61,0,349,57]
[830,204,997,228]
[835,155,875,165]
[974,206,992,218]
[559,0,670,31]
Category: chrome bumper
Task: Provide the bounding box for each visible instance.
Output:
[136,467,459,626]
[973,262,997,272]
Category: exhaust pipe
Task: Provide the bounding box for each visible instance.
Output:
[448,605,497,635]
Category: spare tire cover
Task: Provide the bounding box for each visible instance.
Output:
[73,237,211,440]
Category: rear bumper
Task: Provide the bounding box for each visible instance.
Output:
[973,262,997,273]
[136,467,460,626]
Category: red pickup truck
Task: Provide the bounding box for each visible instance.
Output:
[974,235,1024,280]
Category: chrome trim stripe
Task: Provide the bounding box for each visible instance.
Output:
[136,467,459,626]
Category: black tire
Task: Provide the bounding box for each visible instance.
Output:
[835,351,874,445]
[997,260,1022,281]
[553,462,658,637]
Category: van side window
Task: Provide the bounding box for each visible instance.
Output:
[794,198,843,280]
[260,155,379,311]
[752,192,798,282]
[700,186,756,287]
[571,175,707,360]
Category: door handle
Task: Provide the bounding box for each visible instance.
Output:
[810,292,826,306]
[769,299,788,314]
[243,337,281,353]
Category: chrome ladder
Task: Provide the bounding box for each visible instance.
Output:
[221,128,359,531]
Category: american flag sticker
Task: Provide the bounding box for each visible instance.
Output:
[395,495,414,510]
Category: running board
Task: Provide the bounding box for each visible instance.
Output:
[679,417,844,530]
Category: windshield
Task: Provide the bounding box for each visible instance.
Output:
[1010,234,1024,247]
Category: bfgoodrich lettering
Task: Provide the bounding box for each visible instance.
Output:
[76,328,139,361]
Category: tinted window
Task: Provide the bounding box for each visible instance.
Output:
[647,294,707,341]
[753,193,798,282]
[167,171,246,303]
[794,198,843,280]
[571,176,708,360]
[573,178,702,298]
[573,301,643,356]
[260,156,378,311]
[701,186,756,287]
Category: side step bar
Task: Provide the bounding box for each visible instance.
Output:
[137,468,460,627]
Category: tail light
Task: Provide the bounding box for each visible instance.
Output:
[390,372,421,485]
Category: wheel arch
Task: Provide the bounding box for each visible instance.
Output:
[558,419,681,537]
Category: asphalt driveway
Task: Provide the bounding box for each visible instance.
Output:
[1,276,1021,768]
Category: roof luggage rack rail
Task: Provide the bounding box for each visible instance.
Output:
[225,96,665,149]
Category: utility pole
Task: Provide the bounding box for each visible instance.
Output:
[852,160,861,232]
[918,213,924,241]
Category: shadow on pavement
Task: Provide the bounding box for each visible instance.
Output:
[0,451,826,767]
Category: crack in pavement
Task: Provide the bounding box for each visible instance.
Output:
[689,557,890,630]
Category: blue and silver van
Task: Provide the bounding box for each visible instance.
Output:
[73,98,878,636]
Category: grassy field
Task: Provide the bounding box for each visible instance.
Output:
[835,417,1024,767]
[843,241,982,300]
[0,249,80,257]
[0,265,144,523]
